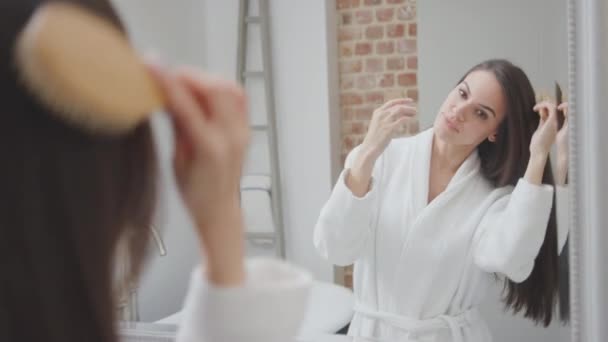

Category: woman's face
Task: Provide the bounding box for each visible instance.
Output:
[433,70,507,147]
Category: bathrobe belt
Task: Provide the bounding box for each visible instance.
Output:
[354,302,478,342]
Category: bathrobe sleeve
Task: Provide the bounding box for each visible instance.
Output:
[176,258,312,342]
[313,144,384,266]
[555,185,569,255]
[474,178,555,283]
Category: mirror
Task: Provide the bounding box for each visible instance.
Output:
[415,1,570,342]
[107,0,586,341]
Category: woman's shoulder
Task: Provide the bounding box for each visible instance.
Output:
[477,180,517,205]
[464,172,513,203]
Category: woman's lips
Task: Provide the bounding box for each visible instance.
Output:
[443,113,459,132]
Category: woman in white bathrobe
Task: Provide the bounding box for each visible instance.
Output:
[0,2,310,342]
[315,59,569,342]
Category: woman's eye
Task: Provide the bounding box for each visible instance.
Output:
[458,89,467,98]
[476,110,488,119]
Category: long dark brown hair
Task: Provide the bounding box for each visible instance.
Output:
[460,59,567,326]
[0,1,157,341]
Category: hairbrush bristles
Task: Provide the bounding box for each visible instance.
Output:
[14,2,164,135]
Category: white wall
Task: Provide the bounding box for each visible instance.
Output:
[267,0,338,283]
[196,0,339,284]
[111,0,208,323]
[418,0,569,129]
[112,0,207,67]
[111,0,338,321]
[418,1,570,341]
[203,0,339,284]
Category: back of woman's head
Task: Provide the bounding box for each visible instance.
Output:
[0,1,157,341]
[459,59,564,325]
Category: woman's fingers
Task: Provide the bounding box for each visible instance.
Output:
[175,67,248,127]
[541,103,558,133]
[384,104,417,123]
[145,62,209,154]
[533,101,557,124]
[388,115,411,137]
[389,115,411,129]
[557,102,569,117]
[378,97,414,112]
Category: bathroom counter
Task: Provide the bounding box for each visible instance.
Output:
[119,322,384,342]
[297,334,385,342]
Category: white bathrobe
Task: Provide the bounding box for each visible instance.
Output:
[314,128,569,342]
[175,258,312,342]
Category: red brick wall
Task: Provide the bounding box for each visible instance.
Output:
[336,0,419,288]
[337,0,419,165]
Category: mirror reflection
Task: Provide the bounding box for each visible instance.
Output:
[315,1,570,341]
[1,0,573,342]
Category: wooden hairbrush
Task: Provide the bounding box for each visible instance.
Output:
[555,82,566,130]
[14,2,164,135]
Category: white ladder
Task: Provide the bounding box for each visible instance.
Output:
[237,0,285,258]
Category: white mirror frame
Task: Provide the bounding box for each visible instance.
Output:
[569,0,608,340]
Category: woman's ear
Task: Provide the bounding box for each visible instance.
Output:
[488,133,497,143]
